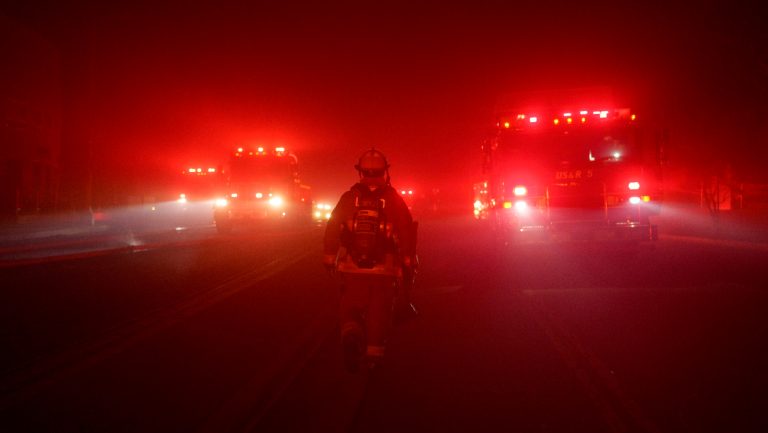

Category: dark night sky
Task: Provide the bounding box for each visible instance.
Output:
[2,1,766,200]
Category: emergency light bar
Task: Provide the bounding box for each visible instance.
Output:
[498,108,635,129]
[185,167,216,175]
[234,147,290,157]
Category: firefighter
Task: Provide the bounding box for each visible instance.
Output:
[323,148,416,371]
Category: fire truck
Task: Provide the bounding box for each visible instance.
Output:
[175,166,224,206]
[474,92,663,242]
[170,166,224,226]
[213,146,312,233]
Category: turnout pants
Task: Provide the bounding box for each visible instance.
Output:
[339,273,397,359]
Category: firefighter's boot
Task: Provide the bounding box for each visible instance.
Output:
[341,325,364,373]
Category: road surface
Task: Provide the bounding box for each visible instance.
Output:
[1,212,767,432]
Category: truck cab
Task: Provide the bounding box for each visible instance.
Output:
[478,106,662,242]
[213,147,312,233]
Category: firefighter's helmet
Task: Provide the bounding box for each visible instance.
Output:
[355,148,390,177]
[355,148,389,173]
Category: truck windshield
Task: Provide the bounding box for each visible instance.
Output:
[229,157,295,184]
[496,123,638,167]
[180,173,223,196]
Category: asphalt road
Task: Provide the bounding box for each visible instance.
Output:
[1,215,767,433]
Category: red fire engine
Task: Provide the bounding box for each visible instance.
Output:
[175,167,224,206]
[474,92,663,242]
[213,146,312,233]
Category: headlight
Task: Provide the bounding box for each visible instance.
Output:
[268,196,284,207]
[215,198,229,208]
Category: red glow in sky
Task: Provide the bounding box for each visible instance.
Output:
[2,1,767,201]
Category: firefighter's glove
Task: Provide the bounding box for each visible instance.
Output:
[322,254,337,275]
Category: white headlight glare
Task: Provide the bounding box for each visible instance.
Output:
[268,196,284,207]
